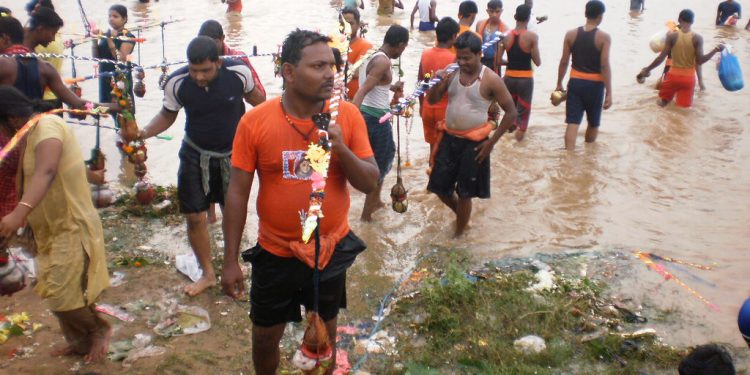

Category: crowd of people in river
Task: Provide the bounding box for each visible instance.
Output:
[0,0,747,373]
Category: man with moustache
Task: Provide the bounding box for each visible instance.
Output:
[221,29,379,374]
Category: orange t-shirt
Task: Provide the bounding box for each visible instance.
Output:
[232,97,374,258]
[346,38,374,99]
[420,47,455,109]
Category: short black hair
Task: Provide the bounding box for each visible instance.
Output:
[332,47,343,73]
[0,7,12,15]
[515,4,531,22]
[28,6,63,30]
[459,1,479,18]
[487,0,503,10]
[454,31,482,54]
[187,36,219,64]
[435,17,459,43]
[198,20,224,39]
[383,24,409,47]
[678,344,736,375]
[585,0,605,19]
[0,15,24,44]
[280,29,331,66]
[25,0,54,14]
[679,9,695,24]
[109,4,128,19]
[341,6,361,23]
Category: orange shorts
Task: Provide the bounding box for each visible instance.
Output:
[659,70,695,108]
[421,106,446,145]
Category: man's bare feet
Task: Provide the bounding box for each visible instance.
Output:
[184,274,217,296]
[360,201,385,222]
[84,320,112,364]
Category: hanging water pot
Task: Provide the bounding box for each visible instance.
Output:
[134,80,146,98]
[390,177,408,213]
[129,148,148,164]
[88,148,106,171]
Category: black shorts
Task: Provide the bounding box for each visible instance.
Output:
[245,231,367,327]
[177,143,227,214]
[427,133,491,199]
[565,78,605,128]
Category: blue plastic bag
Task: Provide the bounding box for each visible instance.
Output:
[718,49,744,91]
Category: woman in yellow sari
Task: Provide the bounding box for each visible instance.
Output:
[0,86,110,363]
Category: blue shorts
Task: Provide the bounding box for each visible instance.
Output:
[419,21,436,31]
[565,78,605,127]
[362,112,395,183]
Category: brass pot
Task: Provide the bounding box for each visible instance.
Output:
[134,163,148,179]
[119,116,140,143]
[550,90,567,106]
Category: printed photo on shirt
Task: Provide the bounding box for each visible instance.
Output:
[282,150,313,180]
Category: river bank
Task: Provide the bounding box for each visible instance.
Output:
[1,194,747,374]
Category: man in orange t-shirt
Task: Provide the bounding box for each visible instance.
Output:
[342,7,373,99]
[418,17,458,155]
[221,29,379,375]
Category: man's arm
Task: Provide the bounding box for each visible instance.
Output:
[244,86,266,106]
[221,167,253,299]
[426,69,453,105]
[531,34,542,67]
[328,123,379,193]
[695,34,723,65]
[556,30,573,91]
[430,0,438,22]
[394,0,404,10]
[359,0,365,9]
[410,2,419,29]
[474,75,516,163]
[696,64,706,91]
[600,32,612,109]
[42,62,120,110]
[352,56,388,107]
[139,108,179,139]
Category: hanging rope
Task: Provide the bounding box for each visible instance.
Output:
[76,0,92,37]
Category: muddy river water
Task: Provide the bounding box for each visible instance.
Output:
[11,0,749,347]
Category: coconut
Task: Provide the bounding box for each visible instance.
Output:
[134,181,156,205]
[134,81,146,98]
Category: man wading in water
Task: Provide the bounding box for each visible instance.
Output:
[639,9,724,108]
[426,32,516,237]
[352,25,409,222]
[555,0,612,151]
[139,36,264,296]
